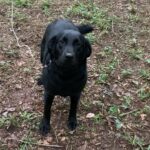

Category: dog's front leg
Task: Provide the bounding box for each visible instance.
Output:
[68,94,80,130]
[39,91,54,135]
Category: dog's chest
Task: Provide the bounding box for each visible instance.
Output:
[43,67,87,96]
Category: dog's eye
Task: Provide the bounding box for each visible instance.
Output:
[58,40,65,48]
[74,39,81,47]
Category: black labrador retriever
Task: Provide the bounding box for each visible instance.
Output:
[39,19,93,135]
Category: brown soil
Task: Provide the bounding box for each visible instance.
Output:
[0,0,150,150]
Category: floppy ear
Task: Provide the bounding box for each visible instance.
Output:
[84,38,92,57]
[47,36,58,60]
[77,24,93,34]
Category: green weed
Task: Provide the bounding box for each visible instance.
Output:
[138,86,150,100]
[115,118,123,129]
[13,0,34,7]
[93,114,102,124]
[108,105,120,116]
[103,46,112,54]
[98,72,109,84]
[0,115,19,129]
[147,145,150,150]
[124,134,144,150]
[128,14,140,23]
[128,48,143,60]
[96,46,112,58]
[4,49,19,58]
[85,32,96,44]
[121,96,132,109]
[41,0,51,15]
[66,2,116,31]
[13,11,27,21]
[145,58,150,64]
[121,69,133,78]
[19,134,36,150]
[0,61,11,71]
[20,111,37,123]
[106,58,118,73]
[139,69,150,80]
[97,58,118,84]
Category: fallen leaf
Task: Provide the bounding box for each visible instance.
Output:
[61,137,66,142]
[46,137,53,143]
[15,84,22,89]
[86,113,95,118]
[140,114,147,120]
[43,140,49,145]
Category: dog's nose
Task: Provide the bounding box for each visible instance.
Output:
[65,53,73,59]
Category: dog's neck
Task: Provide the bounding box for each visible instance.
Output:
[49,62,86,80]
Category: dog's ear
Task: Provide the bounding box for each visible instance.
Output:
[77,24,93,34]
[47,36,58,60]
[84,38,92,57]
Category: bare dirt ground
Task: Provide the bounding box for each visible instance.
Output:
[0,0,150,150]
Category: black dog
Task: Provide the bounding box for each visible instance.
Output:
[39,19,93,135]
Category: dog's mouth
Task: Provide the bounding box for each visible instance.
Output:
[55,56,77,68]
[55,59,77,69]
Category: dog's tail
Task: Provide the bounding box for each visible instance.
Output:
[77,24,94,34]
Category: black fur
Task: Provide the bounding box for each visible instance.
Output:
[39,19,93,135]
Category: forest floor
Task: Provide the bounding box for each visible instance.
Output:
[0,0,150,150]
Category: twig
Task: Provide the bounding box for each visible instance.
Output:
[10,0,34,59]
[52,127,59,143]
[111,20,114,33]
[19,140,63,148]
[7,138,63,148]
[119,109,139,117]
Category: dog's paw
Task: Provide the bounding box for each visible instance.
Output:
[39,119,50,135]
[67,118,77,130]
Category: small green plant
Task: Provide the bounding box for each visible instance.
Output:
[107,58,118,73]
[93,114,102,124]
[103,46,112,54]
[108,105,120,116]
[96,46,112,58]
[0,61,11,71]
[19,134,36,150]
[79,124,87,131]
[139,69,150,80]
[20,111,37,123]
[142,105,150,114]
[121,96,132,109]
[115,118,123,129]
[124,134,144,150]
[0,115,19,129]
[66,2,116,31]
[14,0,33,7]
[121,69,133,78]
[98,72,109,84]
[128,14,140,23]
[147,145,150,150]
[145,58,150,64]
[138,86,150,100]
[85,33,96,44]
[4,49,19,58]
[81,100,91,109]
[41,0,51,15]
[128,48,143,60]
[14,12,27,21]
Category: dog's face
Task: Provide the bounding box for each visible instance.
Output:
[48,30,91,67]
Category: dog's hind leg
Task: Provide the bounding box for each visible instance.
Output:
[68,94,80,130]
[39,91,54,135]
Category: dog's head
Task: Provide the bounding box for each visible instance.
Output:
[48,30,92,68]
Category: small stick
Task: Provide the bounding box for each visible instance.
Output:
[119,109,139,117]
[10,0,34,59]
